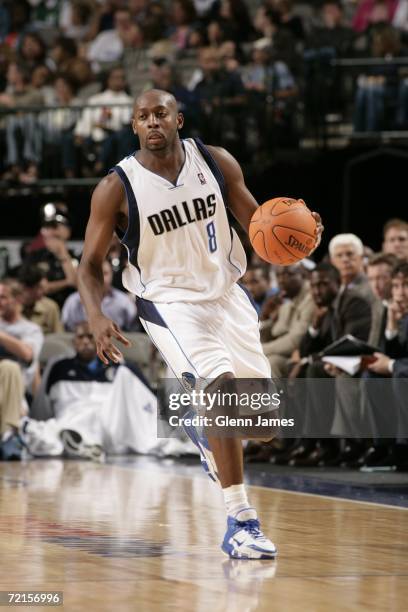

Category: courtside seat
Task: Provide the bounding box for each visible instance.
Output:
[39,333,75,368]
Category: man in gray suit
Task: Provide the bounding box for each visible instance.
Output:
[260,263,315,377]
[366,252,396,347]
[329,232,374,303]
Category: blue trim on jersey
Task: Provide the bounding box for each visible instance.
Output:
[109,165,141,272]
[193,138,243,277]
[136,297,167,328]
[193,138,227,204]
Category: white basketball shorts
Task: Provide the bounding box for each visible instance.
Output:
[136,283,271,384]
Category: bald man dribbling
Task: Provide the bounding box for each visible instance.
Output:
[78,89,323,559]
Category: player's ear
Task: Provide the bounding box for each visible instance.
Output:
[131,116,138,135]
[177,112,184,131]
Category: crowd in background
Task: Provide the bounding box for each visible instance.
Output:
[0,199,408,470]
[2,0,408,183]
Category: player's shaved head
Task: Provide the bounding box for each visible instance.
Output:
[133,89,178,114]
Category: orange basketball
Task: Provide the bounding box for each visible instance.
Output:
[249,197,317,266]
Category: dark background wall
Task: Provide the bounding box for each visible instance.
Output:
[1,146,407,253]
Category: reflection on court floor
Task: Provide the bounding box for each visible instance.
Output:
[0,459,407,612]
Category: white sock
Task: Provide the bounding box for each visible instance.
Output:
[223,484,251,517]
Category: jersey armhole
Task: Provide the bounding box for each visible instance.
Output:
[109,165,141,272]
[192,138,229,207]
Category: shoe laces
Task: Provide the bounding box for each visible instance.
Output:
[241,519,264,539]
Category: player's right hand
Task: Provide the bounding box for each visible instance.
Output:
[91,314,131,365]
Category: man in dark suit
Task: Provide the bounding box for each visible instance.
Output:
[359,262,408,470]
[274,262,372,466]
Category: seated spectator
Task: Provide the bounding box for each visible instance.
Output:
[243,39,296,96]
[241,265,277,315]
[253,6,298,74]
[207,20,228,48]
[40,73,82,179]
[0,279,43,460]
[18,265,63,335]
[271,0,305,42]
[260,263,315,377]
[243,39,298,146]
[367,261,408,377]
[48,36,78,74]
[306,1,354,57]
[367,252,396,303]
[18,32,48,72]
[74,66,133,175]
[367,252,397,346]
[218,40,245,73]
[298,263,372,363]
[25,203,78,309]
[214,0,254,43]
[329,232,374,302]
[87,7,144,70]
[31,64,54,105]
[193,46,246,150]
[0,61,44,184]
[382,218,408,260]
[285,262,372,467]
[59,0,94,42]
[66,57,100,100]
[167,0,198,50]
[62,260,137,332]
[353,24,402,132]
[353,0,397,33]
[25,322,190,458]
[358,261,408,470]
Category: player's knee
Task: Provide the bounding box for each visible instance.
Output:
[206,371,235,393]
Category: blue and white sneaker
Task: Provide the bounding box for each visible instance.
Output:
[181,408,219,484]
[0,432,25,461]
[221,508,277,560]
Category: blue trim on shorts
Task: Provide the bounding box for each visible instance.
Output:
[137,300,203,381]
[136,297,167,328]
[109,165,141,272]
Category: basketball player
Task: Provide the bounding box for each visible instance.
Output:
[78,89,323,559]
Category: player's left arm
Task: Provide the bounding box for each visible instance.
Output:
[207,145,324,249]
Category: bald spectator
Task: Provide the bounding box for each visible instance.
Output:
[62,259,137,332]
[382,219,408,261]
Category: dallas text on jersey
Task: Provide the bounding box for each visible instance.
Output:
[147,193,217,235]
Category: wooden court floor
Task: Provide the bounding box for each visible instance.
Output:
[0,459,407,612]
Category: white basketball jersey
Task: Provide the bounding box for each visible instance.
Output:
[111,138,247,303]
